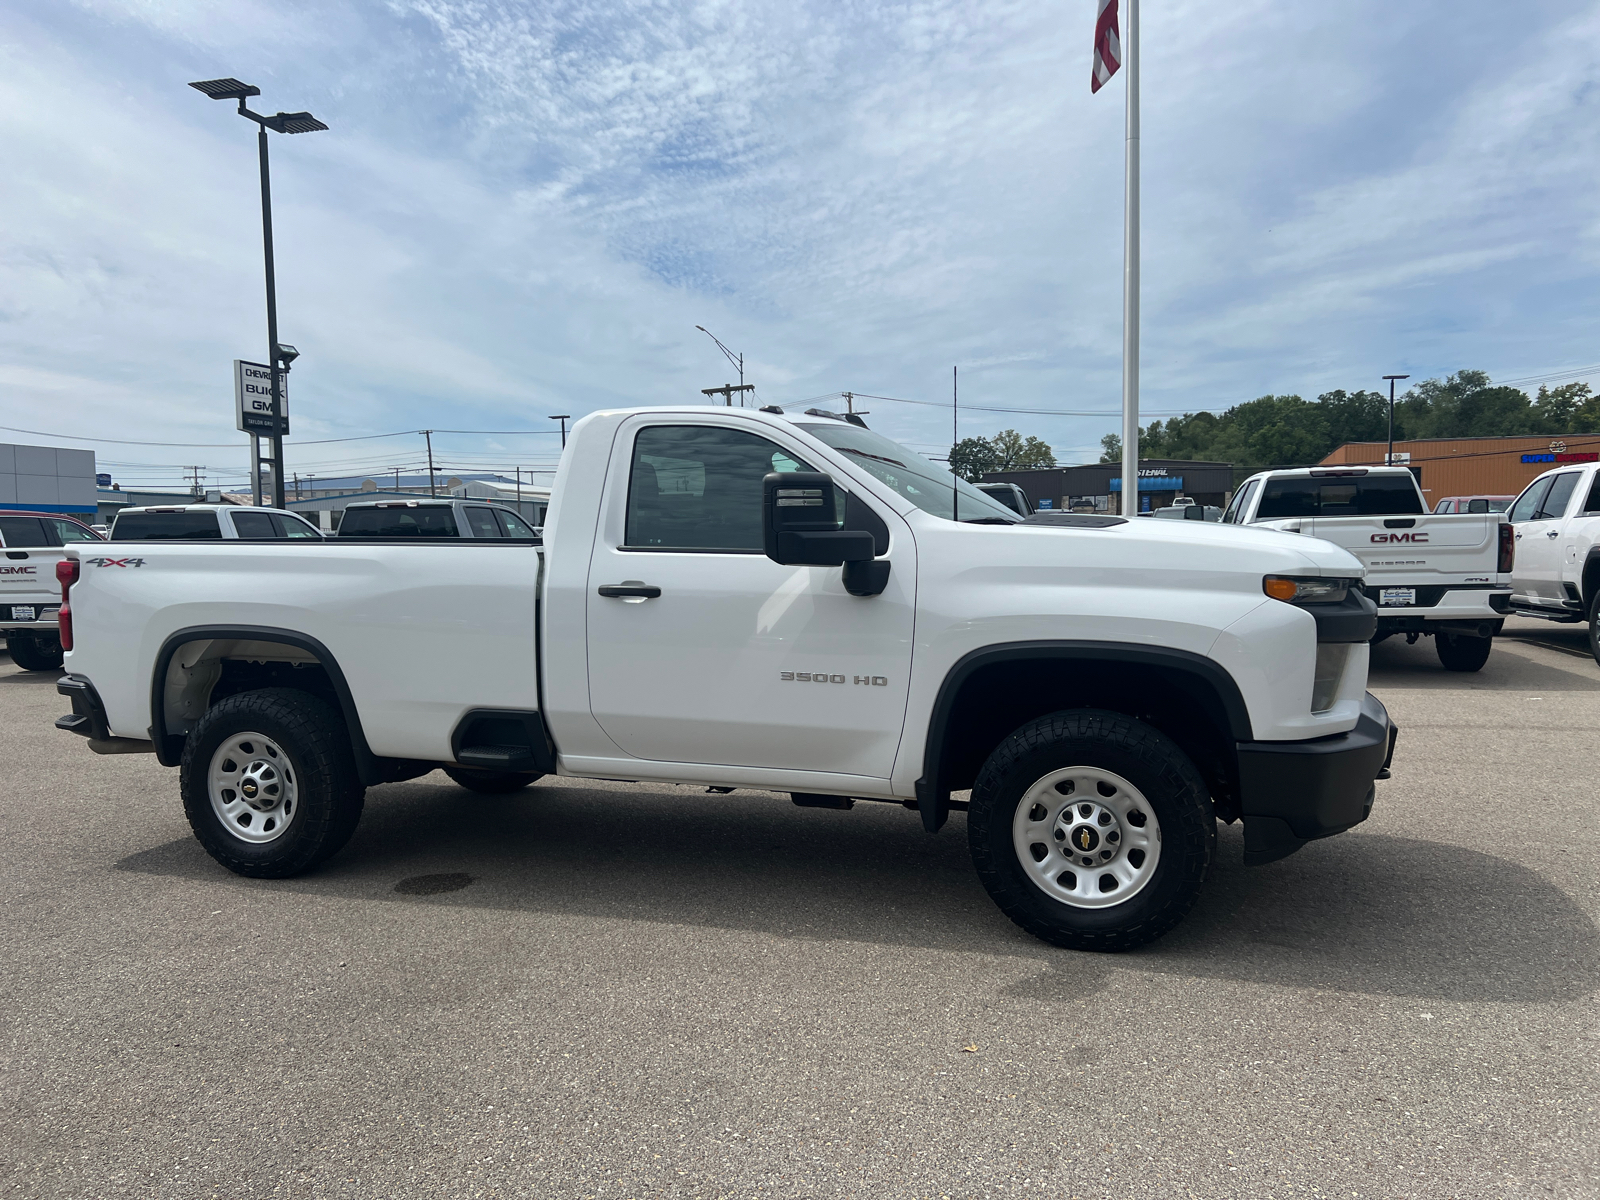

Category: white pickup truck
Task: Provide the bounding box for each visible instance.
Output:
[1506,460,1600,663]
[1225,466,1513,671]
[54,408,1398,951]
[1,510,104,671]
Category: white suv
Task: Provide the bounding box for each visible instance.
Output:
[109,505,323,541]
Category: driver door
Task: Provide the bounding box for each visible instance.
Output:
[583,416,915,779]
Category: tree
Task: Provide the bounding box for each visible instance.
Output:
[1099,433,1120,463]
[948,437,1000,482]
[990,429,1056,470]
[949,429,1055,480]
[1533,382,1599,434]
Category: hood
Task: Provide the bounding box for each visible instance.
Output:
[1008,514,1366,577]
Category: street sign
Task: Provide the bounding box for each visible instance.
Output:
[234,359,289,435]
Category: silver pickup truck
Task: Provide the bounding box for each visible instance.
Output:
[1226,466,1513,671]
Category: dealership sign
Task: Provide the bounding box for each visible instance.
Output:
[235,360,289,435]
[1110,472,1183,492]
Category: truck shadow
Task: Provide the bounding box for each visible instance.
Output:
[116,779,1599,1005]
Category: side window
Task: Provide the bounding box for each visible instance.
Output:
[465,507,502,538]
[51,519,100,543]
[625,425,822,551]
[274,514,322,538]
[0,516,51,547]
[1434,499,1453,513]
[232,511,277,538]
[1584,474,1600,516]
[1222,479,1257,524]
[1509,478,1553,524]
[494,509,538,538]
[1534,473,1580,520]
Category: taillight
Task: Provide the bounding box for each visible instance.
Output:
[1498,522,1514,574]
[56,558,79,652]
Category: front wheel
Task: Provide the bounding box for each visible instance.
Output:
[967,709,1216,952]
[7,634,63,672]
[443,766,542,794]
[180,688,366,878]
[1436,631,1492,672]
[1588,593,1600,667]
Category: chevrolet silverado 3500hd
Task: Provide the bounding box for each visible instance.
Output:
[55,408,1397,950]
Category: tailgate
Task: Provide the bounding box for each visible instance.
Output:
[1301,515,1502,585]
[0,548,63,602]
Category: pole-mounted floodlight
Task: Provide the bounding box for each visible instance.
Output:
[190,78,327,508]
[695,325,745,405]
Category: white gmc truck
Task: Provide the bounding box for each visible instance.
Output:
[1226,466,1513,671]
[54,408,1397,951]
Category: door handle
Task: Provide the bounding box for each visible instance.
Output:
[597,581,661,599]
[1546,530,1559,538]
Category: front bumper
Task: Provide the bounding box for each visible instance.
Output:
[1236,692,1396,866]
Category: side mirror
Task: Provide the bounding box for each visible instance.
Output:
[762,472,890,597]
[1183,503,1205,520]
[763,472,871,565]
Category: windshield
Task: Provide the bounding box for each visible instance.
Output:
[796,423,1020,523]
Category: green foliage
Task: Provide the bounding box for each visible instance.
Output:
[950,429,1056,481]
[1098,370,1597,476]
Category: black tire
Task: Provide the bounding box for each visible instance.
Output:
[180,688,366,878]
[1587,593,1600,667]
[7,634,63,672]
[442,766,543,794]
[967,709,1216,953]
[1435,631,1492,672]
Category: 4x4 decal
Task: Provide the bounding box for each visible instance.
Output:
[84,557,147,568]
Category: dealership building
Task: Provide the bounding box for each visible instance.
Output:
[0,443,98,517]
[1319,434,1600,506]
[982,459,1235,515]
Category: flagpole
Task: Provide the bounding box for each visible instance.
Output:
[1120,0,1140,515]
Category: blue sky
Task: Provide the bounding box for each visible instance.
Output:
[2,0,1598,489]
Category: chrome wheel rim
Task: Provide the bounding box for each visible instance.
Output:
[1012,765,1161,908]
[208,732,299,845]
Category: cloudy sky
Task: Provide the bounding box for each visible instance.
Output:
[2,0,1598,489]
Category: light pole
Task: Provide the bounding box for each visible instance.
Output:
[1383,374,1410,467]
[550,415,571,448]
[190,78,327,509]
[695,326,745,405]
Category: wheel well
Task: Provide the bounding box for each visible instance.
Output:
[925,654,1245,824]
[151,628,391,782]
[1583,552,1600,611]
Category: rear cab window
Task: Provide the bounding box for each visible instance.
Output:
[1255,473,1424,519]
[337,506,460,537]
[464,507,502,538]
[110,511,222,540]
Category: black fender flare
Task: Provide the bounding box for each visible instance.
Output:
[150,625,382,784]
[1582,547,1600,611]
[913,640,1254,833]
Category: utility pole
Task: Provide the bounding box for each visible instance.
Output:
[393,468,401,491]
[293,472,300,503]
[1383,375,1410,466]
[701,384,755,406]
[952,367,959,522]
[187,466,205,496]
[421,430,437,497]
[695,326,747,404]
[843,391,854,415]
[550,415,571,448]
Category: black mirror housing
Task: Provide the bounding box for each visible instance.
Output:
[763,472,872,565]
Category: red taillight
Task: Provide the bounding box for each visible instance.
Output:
[1498,522,1515,574]
[56,558,79,652]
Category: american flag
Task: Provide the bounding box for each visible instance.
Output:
[1091,0,1121,93]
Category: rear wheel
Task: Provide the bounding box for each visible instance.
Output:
[1587,593,1600,667]
[7,634,63,672]
[967,709,1215,952]
[443,766,542,794]
[180,688,365,878]
[1435,631,1492,672]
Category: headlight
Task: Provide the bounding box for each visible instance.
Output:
[1263,575,1358,604]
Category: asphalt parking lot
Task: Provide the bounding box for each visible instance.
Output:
[2,619,1597,1200]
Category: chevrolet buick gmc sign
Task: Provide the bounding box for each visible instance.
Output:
[234,360,290,435]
